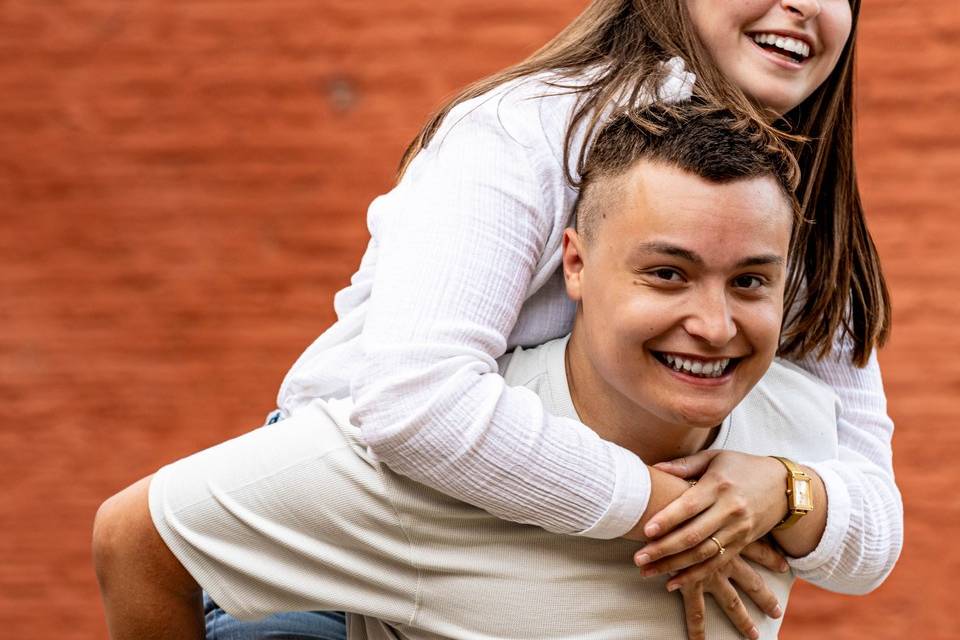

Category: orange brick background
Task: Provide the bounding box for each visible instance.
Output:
[1,1,957,637]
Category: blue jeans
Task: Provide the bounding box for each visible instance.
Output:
[204,594,347,640]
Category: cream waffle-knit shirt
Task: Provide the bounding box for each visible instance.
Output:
[151,336,839,639]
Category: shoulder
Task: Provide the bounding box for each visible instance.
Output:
[386,73,590,242]
[495,336,576,420]
[497,336,563,386]
[496,343,546,390]
[759,358,839,401]
[430,70,590,172]
[730,359,840,459]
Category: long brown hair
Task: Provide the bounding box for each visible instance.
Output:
[399,0,889,366]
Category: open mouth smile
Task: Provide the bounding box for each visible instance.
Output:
[652,352,741,379]
[748,32,813,65]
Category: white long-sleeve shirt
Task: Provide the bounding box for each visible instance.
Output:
[277,67,902,593]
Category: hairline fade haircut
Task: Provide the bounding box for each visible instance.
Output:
[574,103,800,243]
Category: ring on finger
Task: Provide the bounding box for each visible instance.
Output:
[709,535,726,556]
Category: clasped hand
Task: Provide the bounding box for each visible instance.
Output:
[634,450,792,640]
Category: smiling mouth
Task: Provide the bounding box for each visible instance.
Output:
[652,352,741,379]
[749,32,812,64]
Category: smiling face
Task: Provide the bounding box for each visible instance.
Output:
[563,160,793,441]
[686,0,853,114]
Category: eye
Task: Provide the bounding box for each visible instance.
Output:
[732,274,765,290]
[650,267,685,283]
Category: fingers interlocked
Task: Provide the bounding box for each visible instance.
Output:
[676,556,781,640]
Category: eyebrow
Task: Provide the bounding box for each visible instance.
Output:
[633,241,785,268]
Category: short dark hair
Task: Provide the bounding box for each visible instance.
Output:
[575,103,800,241]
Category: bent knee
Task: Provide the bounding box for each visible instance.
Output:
[92,476,155,582]
[93,474,200,596]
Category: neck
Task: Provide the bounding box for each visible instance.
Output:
[564,329,718,465]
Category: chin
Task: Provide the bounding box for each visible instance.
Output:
[740,79,802,116]
[666,401,734,430]
[749,90,794,116]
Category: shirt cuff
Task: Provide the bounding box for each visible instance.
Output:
[574,446,650,540]
[785,461,852,573]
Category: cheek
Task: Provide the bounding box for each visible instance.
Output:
[619,293,681,339]
[827,1,854,43]
[744,304,783,354]
[588,296,677,372]
[690,0,769,45]
[686,1,728,57]
[820,6,854,67]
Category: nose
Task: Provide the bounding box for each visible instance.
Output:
[781,0,822,20]
[682,289,738,347]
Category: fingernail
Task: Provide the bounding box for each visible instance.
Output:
[635,553,651,566]
[645,523,661,538]
[780,562,789,573]
[642,568,657,577]
[772,605,782,617]
[749,627,759,640]
[666,582,680,592]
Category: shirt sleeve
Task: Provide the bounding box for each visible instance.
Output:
[787,347,904,594]
[350,97,650,539]
[148,402,422,622]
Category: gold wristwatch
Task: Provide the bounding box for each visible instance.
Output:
[770,456,814,530]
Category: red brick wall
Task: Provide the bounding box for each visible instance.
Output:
[1,1,956,637]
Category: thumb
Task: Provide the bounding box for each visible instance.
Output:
[653,450,720,479]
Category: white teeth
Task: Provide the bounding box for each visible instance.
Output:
[660,354,732,378]
[752,33,811,59]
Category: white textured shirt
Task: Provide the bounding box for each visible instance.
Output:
[277,66,902,593]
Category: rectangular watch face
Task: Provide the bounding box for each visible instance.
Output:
[794,478,814,510]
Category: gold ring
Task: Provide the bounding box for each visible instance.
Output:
[709,536,725,556]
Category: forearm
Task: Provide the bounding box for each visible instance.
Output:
[770,449,902,592]
[789,350,903,592]
[786,455,903,594]
[357,369,650,536]
[623,467,694,541]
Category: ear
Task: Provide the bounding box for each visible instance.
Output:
[562,228,586,302]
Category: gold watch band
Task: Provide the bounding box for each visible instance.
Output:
[770,456,813,531]
[774,509,807,530]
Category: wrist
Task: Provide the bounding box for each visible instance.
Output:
[755,455,790,534]
[769,456,814,531]
[624,467,691,541]
[770,465,828,558]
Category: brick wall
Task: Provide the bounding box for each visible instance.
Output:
[1,1,956,637]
